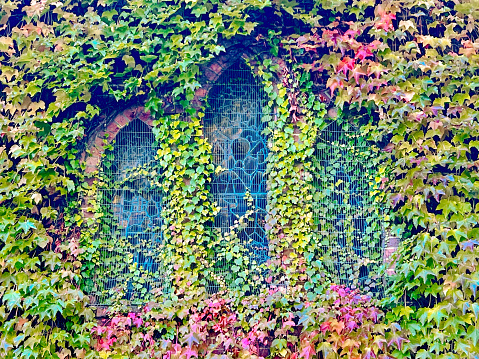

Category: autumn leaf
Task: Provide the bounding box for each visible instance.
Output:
[299,344,315,359]
[182,346,198,359]
[182,332,200,347]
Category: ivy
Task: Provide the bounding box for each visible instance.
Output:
[2,0,479,358]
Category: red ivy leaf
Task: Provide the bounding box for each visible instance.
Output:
[375,12,396,32]
[355,46,373,62]
[336,56,356,76]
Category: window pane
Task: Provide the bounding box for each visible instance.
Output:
[312,119,384,296]
[89,119,167,306]
[204,62,269,292]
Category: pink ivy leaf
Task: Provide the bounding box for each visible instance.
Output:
[299,344,316,359]
[382,143,394,153]
[391,193,404,207]
[368,307,379,323]
[283,320,295,328]
[434,189,445,202]
[111,317,121,326]
[133,316,143,328]
[182,332,200,347]
[182,346,198,359]
[461,240,479,251]
[99,337,117,351]
[363,347,377,359]
[429,120,443,130]
[344,28,360,38]
[388,334,407,350]
[172,343,182,354]
[374,336,388,351]
[241,338,250,349]
[345,321,357,331]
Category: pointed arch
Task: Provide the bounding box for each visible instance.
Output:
[203,61,269,291]
[87,119,167,305]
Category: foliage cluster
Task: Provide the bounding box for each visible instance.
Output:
[90,285,402,359]
[1,0,479,358]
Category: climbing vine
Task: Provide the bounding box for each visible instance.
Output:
[1,0,479,358]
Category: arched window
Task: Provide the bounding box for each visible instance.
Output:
[88,119,166,306]
[312,117,384,295]
[204,61,269,290]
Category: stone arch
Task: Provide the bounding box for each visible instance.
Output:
[83,109,168,306]
[81,106,160,221]
[191,46,288,109]
[83,106,154,176]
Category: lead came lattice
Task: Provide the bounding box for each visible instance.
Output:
[312,118,385,296]
[204,62,270,292]
[89,119,167,305]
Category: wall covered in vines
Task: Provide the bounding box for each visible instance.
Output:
[1,0,479,358]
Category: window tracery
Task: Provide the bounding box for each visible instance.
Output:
[204,61,269,291]
[88,119,166,305]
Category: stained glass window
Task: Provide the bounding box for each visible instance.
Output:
[88,119,167,306]
[312,118,385,295]
[204,61,269,291]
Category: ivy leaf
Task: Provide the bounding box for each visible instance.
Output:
[452,92,470,105]
[191,6,207,17]
[299,344,315,359]
[31,193,42,204]
[183,346,198,359]
[243,22,257,35]
[17,220,36,233]
[467,327,479,346]
[471,303,479,320]
[122,55,135,68]
[42,252,62,271]
[416,349,432,359]
[182,332,199,347]
[400,306,414,320]
[388,332,407,350]
[101,9,118,22]
[363,348,376,359]
[4,290,22,310]
[66,179,75,192]
[0,337,13,352]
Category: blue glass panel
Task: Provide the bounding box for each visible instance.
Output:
[204,62,269,271]
[91,119,166,305]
